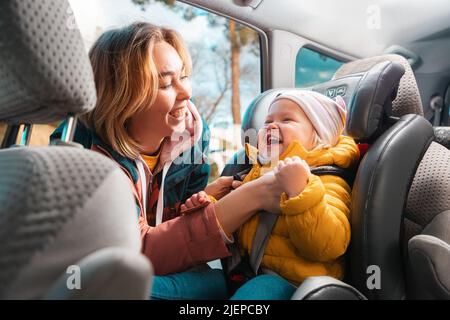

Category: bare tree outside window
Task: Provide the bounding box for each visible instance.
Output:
[132,0,261,178]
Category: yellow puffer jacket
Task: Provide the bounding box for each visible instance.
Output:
[238,136,360,286]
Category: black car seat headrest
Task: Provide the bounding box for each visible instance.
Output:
[312,60,405,142]
[0,0,96,124]
[241,60,405,146]
[334,54,423,118]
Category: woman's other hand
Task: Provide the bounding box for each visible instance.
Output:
[249,171,284,214]
[204,176,242,200]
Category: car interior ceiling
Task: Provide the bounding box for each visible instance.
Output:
[183,0,450,128]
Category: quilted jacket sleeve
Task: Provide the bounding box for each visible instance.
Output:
[280,174,351,262]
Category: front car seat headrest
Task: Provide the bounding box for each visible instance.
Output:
[334,54,424,118]
[0,147,147,299]
[241,60,405,146]
[0,0,96,124]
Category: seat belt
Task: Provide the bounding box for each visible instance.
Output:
[248,165,355,275]
[249,211,278,275]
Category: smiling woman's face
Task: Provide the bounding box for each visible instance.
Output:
[128,41,192,155]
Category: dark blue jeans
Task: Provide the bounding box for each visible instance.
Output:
[150,267,296,300]
[151,268,229,300]
[230,274,296,300]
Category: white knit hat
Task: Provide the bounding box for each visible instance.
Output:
[271,90,347,148]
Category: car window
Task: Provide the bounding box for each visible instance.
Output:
[295,47,344,88]
[0,124,57,147]
[1,0,262,182]
[74,0,261,181]
[103,1,261,181]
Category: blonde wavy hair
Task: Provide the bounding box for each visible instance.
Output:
[82,22,192,159]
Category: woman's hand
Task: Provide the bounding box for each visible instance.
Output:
[204,176,243,200]
[273,156,311,199]
[249,171,284,214]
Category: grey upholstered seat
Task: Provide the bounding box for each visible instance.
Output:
[407,211,450,299]
[0,0,152,299]
[334,55,450,300]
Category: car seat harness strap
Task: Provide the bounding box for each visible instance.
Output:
[249,165,354,275]
[249,210,278,274]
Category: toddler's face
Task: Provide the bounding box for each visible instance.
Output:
[257,99,316,159]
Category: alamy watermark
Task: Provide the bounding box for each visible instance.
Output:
[66,4,77,31]
[66,265,81,290]
[366,265,381,290]
[366,5,381,30]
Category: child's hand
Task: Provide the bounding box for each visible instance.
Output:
[273,156,311,199]
[180,191,212,214]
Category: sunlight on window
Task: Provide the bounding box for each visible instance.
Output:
[69,0,261,179]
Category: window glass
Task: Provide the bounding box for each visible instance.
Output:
[295,47,343,87]
[1,0,262,182]
[72,0,261,180]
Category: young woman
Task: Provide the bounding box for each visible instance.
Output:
[51,22,283,299]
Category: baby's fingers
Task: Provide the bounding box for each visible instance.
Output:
[193,192,211,206]
[198,191,208,198]
[185,198,194,208]
[291,156,302,163]
[190,195,202,207]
